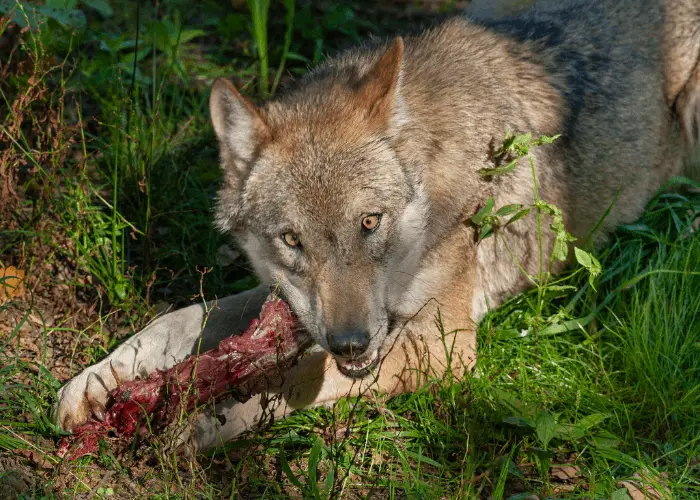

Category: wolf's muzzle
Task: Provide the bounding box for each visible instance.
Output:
[327,327,370,357]
[328,328,381,379]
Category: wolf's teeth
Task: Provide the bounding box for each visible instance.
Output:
[342,350,378,371]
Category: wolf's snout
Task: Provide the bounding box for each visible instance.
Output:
[327,328,370,357]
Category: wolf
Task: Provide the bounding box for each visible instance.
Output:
[58,0,700,450]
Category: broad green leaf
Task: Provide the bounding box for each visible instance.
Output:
[555,423,585,441]
[495,132,516,157]
[512,132,532,150]
[553,237,569,262]
[535,411,557,449]
[114,281,127,301]
[507,459,525,478]
[491,388,534,417]
[574,246,602,289]
[479,223,494,241]
[530,446,554,460]
[575,246,592,267]
[83,0,113,16]
[495,204,522,217]
[153,21,173,53]
[218,12,248,39]
[114,39,139,52]
[503,416,535,429]
[478,158,519,177]
[539,312,598,336]
[506,208,531,227]
[45,0,77,8]
[178,29,206,44]
[36,4,85,28]
[577,413,610,431]
[323,4,353,29]
[536,200,561,217]
[471,197,494,225]
[611,488,632,500]
[2,1,86,29]
[534,133,561,145]
[119,47,151,65]
[588,430,620,450]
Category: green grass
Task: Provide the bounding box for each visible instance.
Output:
[0,1,699,498]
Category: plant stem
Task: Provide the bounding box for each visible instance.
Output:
[247,0,271,97]
[529,153,545,336]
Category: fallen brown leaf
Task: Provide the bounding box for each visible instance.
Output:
[0,266,25,304]
[617,471,671,500]
[551,464,582,481]
[551,484,576,494]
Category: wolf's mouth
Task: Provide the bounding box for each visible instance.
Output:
[336,350,380,379]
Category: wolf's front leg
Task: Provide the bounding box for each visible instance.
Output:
[190,319,477,450]
[57,285,269,431]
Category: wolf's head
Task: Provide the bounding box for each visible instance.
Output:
[210,39,431,378]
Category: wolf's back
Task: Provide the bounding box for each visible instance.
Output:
[469,0,700,150]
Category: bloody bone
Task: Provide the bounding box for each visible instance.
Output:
[57,295,306,461]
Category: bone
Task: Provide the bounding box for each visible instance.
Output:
[57,295,307,461]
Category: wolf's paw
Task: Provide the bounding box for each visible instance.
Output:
[56,360,129,431]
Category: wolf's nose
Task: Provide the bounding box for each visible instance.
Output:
[328,328,370,357]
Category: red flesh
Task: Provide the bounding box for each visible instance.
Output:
[57,295,304,460]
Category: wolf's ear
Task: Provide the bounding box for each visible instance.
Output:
[357,37,406,130]
[210,78,270,162]
[210,79,270,232]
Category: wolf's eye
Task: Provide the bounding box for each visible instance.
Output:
[282,231,301,247]
[361,214,381,232]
